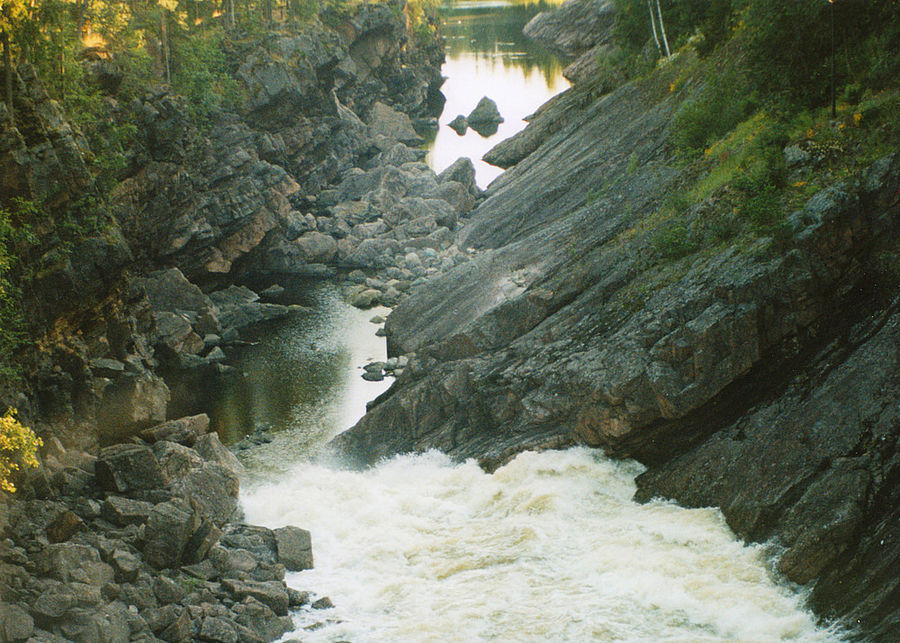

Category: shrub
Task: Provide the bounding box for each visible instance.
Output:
[0,409,42,493]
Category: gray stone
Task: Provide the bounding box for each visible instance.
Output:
[0,602,34,641]
[448,115,468,134]
[140,414,210,446]
[110,549,140,583]
[467,96,503,125]
[199,616,238,643]
[173,462,240,526]
[194,433,246,478]
[367,102,424,147]
[101,496,153,527]
[95,443,167,494]
[152,441,205,481]
[221,579,289,616]
[144,498,200,569]
[42,543,115,586]
[273,526,313,571]
[350,288,381,309]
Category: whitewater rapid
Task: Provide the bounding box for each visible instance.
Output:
[242,448,841,642]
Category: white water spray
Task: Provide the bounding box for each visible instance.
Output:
[242,448,841,642]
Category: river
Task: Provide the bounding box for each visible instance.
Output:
[220,1,844,640]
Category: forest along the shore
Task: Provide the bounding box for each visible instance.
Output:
[0,0,898,641]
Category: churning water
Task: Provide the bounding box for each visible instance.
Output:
[243,448,841,642]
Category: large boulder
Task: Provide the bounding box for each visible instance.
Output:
[95,374,170,444]
[95,443,168,494]
[139,414,210,447]
[273,526,313,571]
[467,96,503,126]
[367,101,425,146]
[132,268,211,313]
[143,497,201,569]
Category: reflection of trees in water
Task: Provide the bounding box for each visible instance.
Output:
[441,1,567,85]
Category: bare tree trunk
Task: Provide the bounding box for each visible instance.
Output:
[161,13,171,85]
[227,0,236,30]
[2,30,13,128]
[655,0,671,58]
[646,0,662,56]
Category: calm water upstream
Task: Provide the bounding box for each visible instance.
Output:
[426,0,571,187]
[221,4,843,640]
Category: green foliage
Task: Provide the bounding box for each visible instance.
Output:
[0,204,32,383]
[739,0,897,109]
[170,30,243,121]
[672,68,756,154]
[613,0,737,57]
[652,219,697,260]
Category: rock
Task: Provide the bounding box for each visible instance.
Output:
[448,115,468,134]
[0,602,34,641]
[140,414,210,446]
[221,580,289,616]
[153,576,187,606]
[146,604,192,642]
[95,444,168,494]
[273,526,313,571]
[133,268,211,313]
[523,0,616,56]
[231,597,292,641]
[183,519,222,565]
[194,433,246,478]
[41,543,115,586]
[350,288,381,309]
[311,596,334,610]
[293,231,338,264]
[45,510,84,543]
[110,549,141,583]
[172,462,240,526]
[367,101,425,147]
[467,97,503,126]
[101,496,154,526]
[96,374,170,444]
[199,616,239,643]
[152,441,205,480]
[143,497,201,569]
[259,284,285,301]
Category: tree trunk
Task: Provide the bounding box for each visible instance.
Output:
[655,0,671,58]
[646,0,662,56]
[1,30,13,128]
[161,14,171,85]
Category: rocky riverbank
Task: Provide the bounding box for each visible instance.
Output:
[0,413,329,642]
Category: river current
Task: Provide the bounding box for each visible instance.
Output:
[224,1,844,640]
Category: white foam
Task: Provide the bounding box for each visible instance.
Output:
[241,448,842,642]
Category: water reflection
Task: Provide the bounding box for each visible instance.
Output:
[210,280,391,469]
[426,0,570,187]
